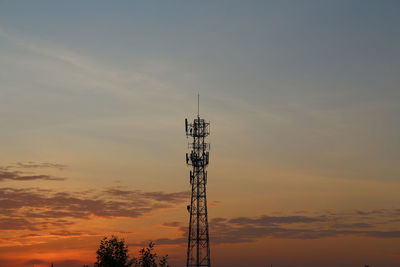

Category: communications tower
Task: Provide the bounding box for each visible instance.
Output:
[185,96,211,267]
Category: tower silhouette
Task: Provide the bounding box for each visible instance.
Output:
[185,96,211,267]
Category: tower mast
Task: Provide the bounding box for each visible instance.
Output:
[185,96,211,267]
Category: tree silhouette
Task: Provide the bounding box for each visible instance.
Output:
[93,236,169,267]
[133,242,169,267]
[95,236,133,267]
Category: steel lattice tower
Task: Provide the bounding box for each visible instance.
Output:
[185,97,211,267]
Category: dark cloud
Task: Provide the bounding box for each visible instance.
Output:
[354,209,386,215]
[211,217,227,223]
[155,211,400,245]
[229,215,327,225]
[0,162,66,182]
[0,218,39,231]
[19,233,42,238]
[49,230,82,236]
[18,230,95,239]
[162,221,182,227]
[104,188,189,203]
[0,170,65,181]
[365,230,400,238]
[331,223,373,228]
[141,191,190,202]
[0,186,189,232]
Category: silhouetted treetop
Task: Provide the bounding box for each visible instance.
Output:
[93,236,169,267]
[133,242,169,267]
[95,236,133,267]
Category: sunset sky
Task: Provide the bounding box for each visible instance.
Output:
[1,1,400,266]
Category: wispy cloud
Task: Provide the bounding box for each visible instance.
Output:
[0,26,174,98]
[0,162,65,182]
[13,162,67,170]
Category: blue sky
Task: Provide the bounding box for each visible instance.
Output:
[2,0,398,177]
